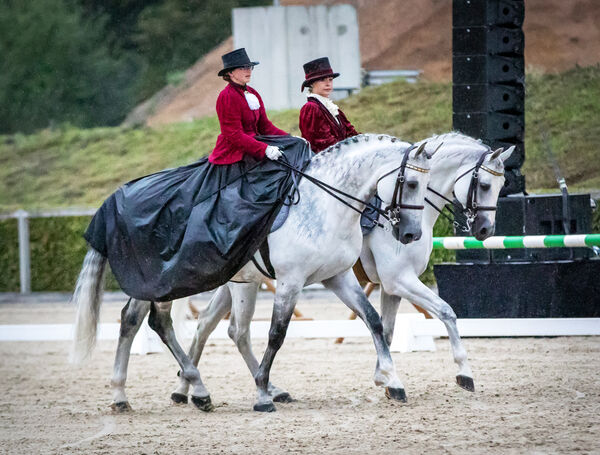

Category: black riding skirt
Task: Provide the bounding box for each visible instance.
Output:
[84,135,312,301]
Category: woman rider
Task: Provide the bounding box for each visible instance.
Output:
[299,58,375,283]
[298,57,360,153]
[210,48,288,164]
[83,48,311,302]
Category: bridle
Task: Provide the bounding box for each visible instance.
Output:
[426,150,504,233]
[277,141,430,229]
[378,143,430,226]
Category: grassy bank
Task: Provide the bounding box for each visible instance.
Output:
[0,66,598,291]
[1,65,599,211]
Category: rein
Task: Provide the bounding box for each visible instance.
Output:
[277,143,428,229]
[425,150,503,232]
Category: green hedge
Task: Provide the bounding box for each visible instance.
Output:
[0,213,462,292]
[0,216,119,292]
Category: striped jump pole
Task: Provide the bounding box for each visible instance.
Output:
[432,234,600,250]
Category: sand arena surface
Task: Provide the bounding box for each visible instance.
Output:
[0,294,599,454]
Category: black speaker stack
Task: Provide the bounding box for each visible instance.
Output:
[452,0,525,195]
[434,0,600,319]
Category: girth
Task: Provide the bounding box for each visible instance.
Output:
[251,240,276,279]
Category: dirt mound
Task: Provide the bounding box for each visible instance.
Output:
[124,37,233,127]
[127,0,600,127]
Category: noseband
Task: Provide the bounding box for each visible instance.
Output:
[378,144,430,226]
[426,150,504,232]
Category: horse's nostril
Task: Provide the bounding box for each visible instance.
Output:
[480,227,488,237]
[404,233,414,242]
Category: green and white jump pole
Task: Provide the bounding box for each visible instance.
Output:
[432,234,600,250]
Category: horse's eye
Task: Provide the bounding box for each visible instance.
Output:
[480,182,491,191]
[407,180,418,190]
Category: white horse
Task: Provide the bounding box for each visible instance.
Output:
[362,133,513,391]
[173,132,513,405]
[70,134,431,412]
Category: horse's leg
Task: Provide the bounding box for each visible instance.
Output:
[322,269,407,402]
[386,275,474,392]
[228,282,293,403]
[110,298,151,412]
[171,286,232,404]
[379,291,402,347]
[253,280,302,412]
[148,301,214,411]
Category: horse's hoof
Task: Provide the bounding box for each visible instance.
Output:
[273,392,295,403]
[110,401,132,413]
[170,392,188,404]
[191,395,214,412]
[456,375,475,392]
[385,387,407,403]
[253,401,276,412]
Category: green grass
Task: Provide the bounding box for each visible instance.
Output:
[1,65,599,211]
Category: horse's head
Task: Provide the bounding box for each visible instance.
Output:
[377,142,431,244]
[452,146,515,240]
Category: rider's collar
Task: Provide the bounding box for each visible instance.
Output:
[229,81,248,91]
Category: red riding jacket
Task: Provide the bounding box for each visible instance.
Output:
[209,82,288,164]
[299,97,359,153]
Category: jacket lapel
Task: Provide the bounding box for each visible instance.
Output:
[309,98,344,138]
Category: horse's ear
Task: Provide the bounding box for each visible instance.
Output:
[427,142,443,159]
[414,142,427,158]
[489,147,504,160]
[498,145,515,163]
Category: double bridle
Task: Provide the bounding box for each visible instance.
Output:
[277,141,429,229]
[378,143,430,226]
[426,150,504,232]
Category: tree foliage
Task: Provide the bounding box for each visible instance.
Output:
[132,0,269,99]
[0,0,139,134]
[0,0,269,134]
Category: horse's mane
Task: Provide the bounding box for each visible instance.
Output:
[305,133,411,180]
[317,133,399,156]
[421,131,500,166]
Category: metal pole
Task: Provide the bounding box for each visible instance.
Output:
[15,210,31,293]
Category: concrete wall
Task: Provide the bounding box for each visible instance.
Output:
[233,5,360,110]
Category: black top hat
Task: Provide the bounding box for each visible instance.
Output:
[218,48,259,77]
[301,57,340,91]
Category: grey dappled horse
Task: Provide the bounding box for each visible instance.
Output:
[70,134,431,412]
[173,132,513,405]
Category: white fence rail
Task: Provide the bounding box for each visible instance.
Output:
[364,69,423,86]
[0,208,96,293]
[2,316,599,354]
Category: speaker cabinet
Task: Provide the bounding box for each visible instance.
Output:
[453,83,524,113]
[453,0,525,27]
[453,111,524,141]
[453,55,525,84]
[453,25,524,56]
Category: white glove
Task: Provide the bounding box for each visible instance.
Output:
[265,145,283,160]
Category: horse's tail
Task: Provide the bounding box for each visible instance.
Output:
[69,248,108,365]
